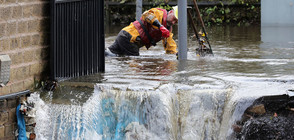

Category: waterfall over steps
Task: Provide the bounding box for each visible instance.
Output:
[32,83,254,140]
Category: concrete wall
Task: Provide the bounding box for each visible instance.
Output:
[0,0,50,139]
[261,0,294,26]
[0,0,50,95]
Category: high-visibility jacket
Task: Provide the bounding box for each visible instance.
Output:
[122,8,177,54]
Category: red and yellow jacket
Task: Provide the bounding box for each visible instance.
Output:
[122,8,177,54]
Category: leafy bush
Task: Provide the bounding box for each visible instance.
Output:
[106,0,260,26]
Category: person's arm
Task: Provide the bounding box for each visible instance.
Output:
[162,32,177,54]
[141,9,158,25]
[141,9,170,38]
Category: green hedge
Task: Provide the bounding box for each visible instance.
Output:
[106,0,260,26]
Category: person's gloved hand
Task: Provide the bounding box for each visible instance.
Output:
[160,26,170,38]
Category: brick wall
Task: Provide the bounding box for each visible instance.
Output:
[0,0,50,139]
[0,0,50,95]
[0,96,24,140]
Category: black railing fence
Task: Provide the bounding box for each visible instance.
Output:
[51,0,105,80]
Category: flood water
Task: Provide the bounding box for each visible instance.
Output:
[33,25,294,140]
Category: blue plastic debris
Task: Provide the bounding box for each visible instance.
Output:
[16,104,27,140]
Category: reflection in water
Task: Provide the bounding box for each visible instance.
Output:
[261,26,294,44]
[260,26,294,59]
[35,25,294,140]
[177,60,187,72]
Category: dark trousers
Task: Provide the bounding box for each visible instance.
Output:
[108,30,140,56]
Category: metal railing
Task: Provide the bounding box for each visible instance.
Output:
[0,90,30,100]
[50,0,105,80]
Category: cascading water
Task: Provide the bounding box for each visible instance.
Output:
[32,82,253,140]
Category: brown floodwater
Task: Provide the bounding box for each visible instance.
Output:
[35,25,294,140]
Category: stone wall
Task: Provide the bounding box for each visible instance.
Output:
[0,0,50,139]
[0,0,50,95]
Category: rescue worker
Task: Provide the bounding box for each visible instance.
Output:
[107,6,179,56]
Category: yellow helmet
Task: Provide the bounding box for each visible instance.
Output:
[172,6,178,19]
